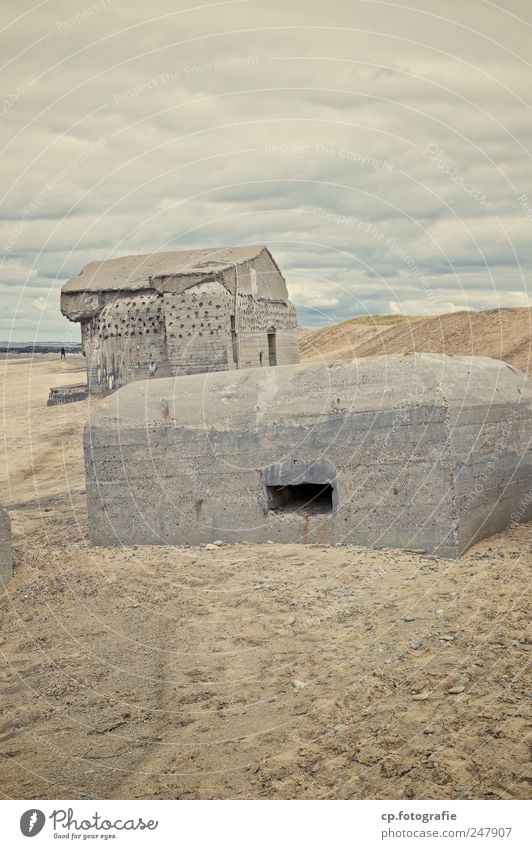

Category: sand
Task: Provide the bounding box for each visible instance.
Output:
[300,308,532,376]
[0,355,530,800]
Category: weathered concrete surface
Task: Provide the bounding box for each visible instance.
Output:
[61,245,299,394]
[0,506,13,582]
[84,354,532,558]
[47,383,88,406]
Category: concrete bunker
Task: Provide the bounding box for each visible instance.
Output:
[61,245,299,394]
[84,353,532,558]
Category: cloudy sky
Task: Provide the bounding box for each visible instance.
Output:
[1,0,531,340]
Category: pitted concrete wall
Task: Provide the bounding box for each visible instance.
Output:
[84,289,171,391]
[163,281,234,375]
[84,354,532,557]
[0,506,13,582]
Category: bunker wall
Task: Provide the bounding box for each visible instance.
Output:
[449,400,532,553]
[85,404,457,555]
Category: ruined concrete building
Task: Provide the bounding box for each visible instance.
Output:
[61,245,299,393]
[84,353,532,558]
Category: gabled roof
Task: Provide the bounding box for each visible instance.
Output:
[62,245,267,294]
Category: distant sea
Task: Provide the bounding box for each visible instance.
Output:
[0,341,82,353]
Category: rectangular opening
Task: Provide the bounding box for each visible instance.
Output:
[266,482,333,515]
[267,331,277,366]
[230,314,238,364]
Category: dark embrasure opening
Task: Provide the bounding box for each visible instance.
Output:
[266,482,333,515]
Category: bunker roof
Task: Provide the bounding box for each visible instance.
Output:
[62,245,270,294]
[88,354,531,431]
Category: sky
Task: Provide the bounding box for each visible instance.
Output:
[1,0,531,340]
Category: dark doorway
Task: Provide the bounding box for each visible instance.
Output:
[230,314,238,365]
[267,330,277,366]
[266,482,333,515]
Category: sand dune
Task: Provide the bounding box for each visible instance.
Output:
[301,308,532,375]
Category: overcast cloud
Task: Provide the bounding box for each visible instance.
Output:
[1,0,531,339]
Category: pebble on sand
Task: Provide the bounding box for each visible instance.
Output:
[412,691,431,701]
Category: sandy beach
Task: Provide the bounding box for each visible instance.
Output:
[0,356,530,800]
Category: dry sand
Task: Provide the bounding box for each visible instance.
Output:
[301,308,532,376]
[0,355,530,800]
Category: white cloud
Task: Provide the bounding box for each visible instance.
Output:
[31,296,50,312]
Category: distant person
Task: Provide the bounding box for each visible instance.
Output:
[60,347,65,359]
